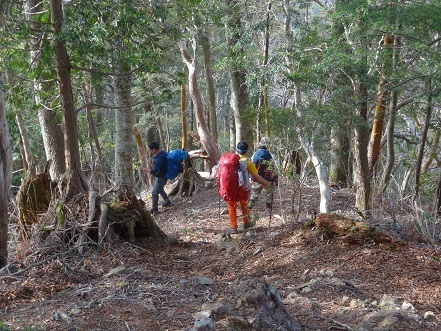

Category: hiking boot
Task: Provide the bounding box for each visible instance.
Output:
[227,227,237,234]
[162,200,173,208]
[150,208,160,215]
[243,222,254,230]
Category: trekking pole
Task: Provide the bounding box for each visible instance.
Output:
[268,196,273,228]
[267,179,277,228]
[272,159,287,223]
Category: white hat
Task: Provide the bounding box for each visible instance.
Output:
[259,137,270,147]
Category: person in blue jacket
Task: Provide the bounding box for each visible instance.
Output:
[249,137,277,211]
[140,141,173,214]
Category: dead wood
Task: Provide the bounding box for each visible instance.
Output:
[315,213,401,248]
[168,167,205,198]
[15,169,52,241]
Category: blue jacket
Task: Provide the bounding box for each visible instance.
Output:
[151,150,167,177]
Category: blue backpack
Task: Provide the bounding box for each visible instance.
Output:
[165,149,189,180]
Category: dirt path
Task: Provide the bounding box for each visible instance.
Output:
[1,178,440,330]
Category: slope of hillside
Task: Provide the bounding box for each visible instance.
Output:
[1,177,440,330]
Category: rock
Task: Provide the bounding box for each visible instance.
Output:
[355,310,418,331]
[193,316,216,331]
[424,311,436,321]
[379,294,401,310]
[188,277,302,331]
[197,276,214,285]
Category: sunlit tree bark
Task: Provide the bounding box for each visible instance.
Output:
[178,39,220,167]
[368,33,394,173]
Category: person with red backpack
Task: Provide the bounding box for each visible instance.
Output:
[218,141,275,234]
[249,137,278,211]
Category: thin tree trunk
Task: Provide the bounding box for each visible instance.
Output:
[293,85,331,213]
[368,33,394,173]
[414,83,432,199]
[263,2,271,138]
[0,72,12,267]
[381,32,400,191]
[133,115,149,188]
[180,67,189,150]
[284,0,330,213]
[434,169,441,215]
[178,39,220,167]
[225,0,253,145]
[84,80,106,194]
[152,98,167,151]
[15,111,36,176]
[200,33,218,144]
[229,104,235,151]
[422,130,440,173]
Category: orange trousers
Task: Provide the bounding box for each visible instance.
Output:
[227,200,250,229]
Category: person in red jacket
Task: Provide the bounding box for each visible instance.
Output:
[226,141,275,234]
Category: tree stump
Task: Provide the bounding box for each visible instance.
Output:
[16,171,52,241]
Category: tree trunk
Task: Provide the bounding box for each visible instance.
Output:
[50,0,87,199]
[284,0,330,213]
[134,118,149,188]
[180,67,189,150]
[84,80,106,194]
[381,33,401,191]
[263,2,271,138]
[329,126,349,185]
[152,98,167,151]
[294,85,331,213]
[353,80,371,213]
[178,39,220,167]
[114,72,135,196]
[200,32,218,144]
[26,0,65,182]
[368,33,394,173]
[15,111,36,177]
[434,168,441,215]
[225,0,253,145]
[0,72,12,267]
[414,84,432,199]
[229,103,236,151]
[422,129,440,174]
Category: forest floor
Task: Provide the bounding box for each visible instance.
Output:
[1,175,441,331]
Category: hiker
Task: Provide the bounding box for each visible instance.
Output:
[140,141,173,214]
[249,137,278,211]
[219,141,275,234]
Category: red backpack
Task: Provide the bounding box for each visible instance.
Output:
[217,153,250,201]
